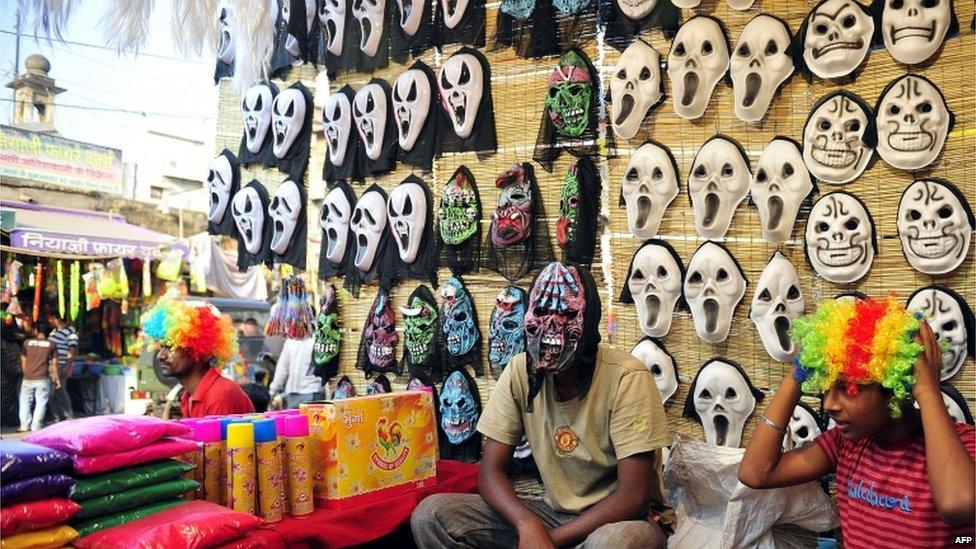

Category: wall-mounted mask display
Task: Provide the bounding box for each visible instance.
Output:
[620,141,678,239]
[357,289,398,377]
[610,39,663,139]
[207,149,240,237]
[620,239,684,338]
[684,242,747,344]
[354,79,398,175]
[347,184,392,292]
[382,175,438,289]
[319,181,357,279]
[730,14,794,123]
[437,48,497,155]
[534,48,599,172]
[630,337,678,404]
[439,368,482,462]
[486,163,554,282]
[750,251,804,362]
[784,402,822,450]
[271,0,317,77]
[213,3,235,82]
[271,81,313,179]
[351,0,391,69]
[439,276,483,375]
[882,0,957,65]
[231,180,273,271]
[312,284,341,380]
[238,83,278,168]
[488,286,528,379]
[268,179,307,269]
[897,179,974,275]
[524,262,586,374]
[392,60,438,170]
[435,0,485,48]
[683,358,763,447]
[688,136,751,239]
[438,166,482,274]
[557,156,601,265]
[751,137,814,243]
[391,0,432,61]
[401,285,440,379]
[802,90,876,184]
[796,0,875,80]
[804,192,876,284]
[875,74,953,171]
[907,286,974,380]
[667,16,730,120]
[323,85,362,183]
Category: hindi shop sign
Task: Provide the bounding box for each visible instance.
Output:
[0,125,124,195]
[9,230,186,259]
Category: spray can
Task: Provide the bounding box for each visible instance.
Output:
[226,422,256,515]
[195,419,224,505]
[284,414,314,516]
[272,414,291,515]
[253,419,285,522]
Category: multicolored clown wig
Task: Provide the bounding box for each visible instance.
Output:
[141,299,238,366]
[791,296,923,418]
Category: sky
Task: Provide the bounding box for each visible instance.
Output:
[0,1,219,157]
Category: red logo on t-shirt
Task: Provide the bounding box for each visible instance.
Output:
[554,426,579,453]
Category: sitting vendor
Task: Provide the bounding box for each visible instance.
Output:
[141,299,254,418]
[412,262,670,548]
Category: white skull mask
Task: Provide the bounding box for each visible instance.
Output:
[783,404,822,450]
[630,338,678,404]
[321,185,354,265]
[750,252,804,362]
[621,142,678,239]
[241,84,275,155]
[689,359,759,447]
[882,0,953,65]
[352,0,386,56]
[730,15,794,123]
[897,180,973,275]
[624,241,683,338]
[684,242,746,344]
[387,179,428,263]
[667,16,730,120]
[324,91,353,167]
[610,40,663,140]
[397,0,424,35]
[207,153,235,224]
[615,0,657,23]
[392,68,432,152]
[272,87,308,159]
[351,188,389,271]
[354,83,389,161]
[751,138,814,243]
[269,180,303,255]
[801,0,875,79]
[805,192,875,284]
[802,91,875,184]
[232,187,266,255]
[217,4,235,64]
[438,52,484,139]
[907,287,972,380]
[688,137,750,239]
[440,0,471,29]
[876,75,951,170]
[320,0,346,55]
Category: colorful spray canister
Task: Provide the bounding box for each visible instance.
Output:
[253,419,285,522]
[272,414,291,514]
[284,414,314,516]
[226,422,256,515]
[195,419,225,505]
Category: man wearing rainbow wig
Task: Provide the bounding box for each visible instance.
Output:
[141,299,254,418]
[739,296,974,547]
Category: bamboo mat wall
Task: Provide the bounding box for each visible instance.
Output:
[215,0,976,449]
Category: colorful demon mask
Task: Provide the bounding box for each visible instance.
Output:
[750,251,804,362]
[440,277,480,358]
[731,14,794,123]
[402,285,438,366]
[366,373,392,394]
[688,136,751,239]
[334,375,357,399]
[621,239,684,338]
[610,39,663,139]
[875,74,952,171]
[802,90,877,185]
[439,167,479,246]
[524,262,585,373]
[683,358,763,447]
[667,16,730,120]
[684,242,747,344]
[488,286,528,378]
[751,138,814,243]
[897,179,973,275]
[545,50,594,138]
[440,369,480,444]
[558,156,600,265]
[804,192,876,284]
[490,164,534,248]
[313,285,341,368]
[882,0,956,65]
[359,289,398,376]
[630,337,678,404]
[907,285,974,380]
[784,402,822,450]
[557,164,581,250]
[621,141,678,239]
[798,0,875,80]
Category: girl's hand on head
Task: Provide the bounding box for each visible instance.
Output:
[912,319,942,398]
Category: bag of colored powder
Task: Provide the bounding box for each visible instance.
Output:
[72,438,198,475]
[72,499,184,538]
[0,498,80,535]
[0,473,74,505]
[0,524,78,549]
[74,478,199,520]
[70,460,193,500]
[0,440,70,481]
[25,415,190,456]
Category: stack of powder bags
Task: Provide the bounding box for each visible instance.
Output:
[0,439,80,549]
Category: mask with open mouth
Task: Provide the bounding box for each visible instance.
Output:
[320,182,356,277]
[546,49,594,138]
[206,149,240,236]
[751,137,814,243]
[797,0,875,80]
[882,0,956,65]
[730,14,794,123]
[610,39,663,140]
[488,286,528,378]
[438,50,484,140]
[350,185,390,273]
[805,192,876,284]
[907,285,974,380]
[802,90,876,184]
[268,179,306,268]
[784,402,822,450]
[620,239,684,338]
[215,3,235,80]
[438,166,481,274]
[688,136,750,239]
[401,285,438,367]
[683,358,763,447]
[439,276,480,359]
[320,0,347,56]
[397,0,425,35]
[313,285,341,378]
[490,164,534,248]
[684,241,747,344]
[875,74,952,171]
[667,16,730,120]
[387,176,429,264]
[240,83,277,162]
[358,289,398,376]
[750,251,804,362]
[524,262,586,374]
[614,0,656,21]
[272,82,313,178]
[630,337,678,404]
[231,180,272,269]
[354,81,390,162]
[353,0,387,56]
[323,86,356,181]
[440,369,480,445]
[620,141,678,239]
[392,63,434,153]
[897,179,973,275]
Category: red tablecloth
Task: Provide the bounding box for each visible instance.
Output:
[223,460,479,549]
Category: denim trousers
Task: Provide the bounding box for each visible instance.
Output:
[19,379,51,431]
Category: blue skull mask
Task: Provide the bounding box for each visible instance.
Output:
[440,277,479,357]
[488,286,528,375]
[552,0,592,15]
[440,370,479,444]
[500,0,535,20]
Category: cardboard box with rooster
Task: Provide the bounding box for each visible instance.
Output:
[300,391,438,508]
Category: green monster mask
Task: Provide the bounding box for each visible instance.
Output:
[401,287,438,364]
[556,164,580,249]
[314,286,341,366]
[545,50,593,138]
[438,168,479,246]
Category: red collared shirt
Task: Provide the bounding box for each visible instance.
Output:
[180,367,255,418]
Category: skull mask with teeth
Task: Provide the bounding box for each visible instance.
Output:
[683,241,747,344]
[272,82,313,178]
[534,48,599,171]
[730,14,794,123]
[802,90,877,184]
[620,141,678,239]
[439,369,482,456]
[392,61,438,170]
[353,80,397,175]
[319,182,357,278]
[486,163,555,282]
[630,337,679,404]
[438,166,482,274]
[401,285,439,373]
[667,16,730,120]
[688,136,751,239]
[751,137,814,243]
[323,85,360,182]
[875,74,953,171]
[488,286,528,379]
[238,83,278,167]
[796,0,875,80]
[897,179,973,275]
[683,358,763,447]
[439,277,482,374]
[805,192,876,284]
[620,239,684,338]
[312,285,341,380]
[231,180,273,270]
[268,179,307,268]
[882,0,957,65]
[206,149,240,236]
[750,251,804,362]
[524,262,586,374]
[907,285,974,380]
[358,289,399,377]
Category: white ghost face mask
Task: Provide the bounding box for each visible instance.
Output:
[438,52,484,140]
[750,252,804,362]
[784,403,822,450]
[624,241,683,338]
[321,185,354,265]
[731,15,794,123]
[805,192,875,283]
[802,91,875,184]
[630,338,678,404]
[232,187,266,255]
[440,0,471,28]
[908,287,972,380]
[269,180,302,255]
[621,142,678,239]
[352,0,386,56]
[610,40,662,140]
[882,0,954,65]
[272,88,308,159]
[397,0,424,35]
[751,138,814,243]
[876,75,951,170]
[897,180,973,275]
[242,84,274,155]
[320,0,346,55]
[688,359,759,447]
[392,69,432,152]
[684,242,747,344]
[615,0,658,20]
[351,188,389,271]
[217,4,235,65]
[324,92,353,167]
[688,137,750,239]
[667,16,730,120]
[354,83,389,161]
[387,180,427,263]
[801,0,875,79]
[207,153,234,225]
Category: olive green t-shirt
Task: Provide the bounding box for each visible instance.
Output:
[477,345,670,514]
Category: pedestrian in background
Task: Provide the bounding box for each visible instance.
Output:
[19,323,59,432]
[47,313,78,421]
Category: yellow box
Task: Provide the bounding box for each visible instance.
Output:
[300,391,438,508]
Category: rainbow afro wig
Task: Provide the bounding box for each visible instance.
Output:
[791,295,923,418]
[141,299,238,366]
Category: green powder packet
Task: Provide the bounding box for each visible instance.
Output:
[71,459,194,501]
[73,499,186,538]
[74,478,199,519]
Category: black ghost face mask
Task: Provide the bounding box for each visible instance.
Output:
[354,78,399,176]
[437,165,482,275]
[318,0,357,77]
[238,82,279,169]
[380,175,439,290]
[344,184,394,296]
[207,149,240,237]
[272,81,314,180]
[323,85,364,184]
[393,60,439,171]
[268,178,308,269]
[271,0,318,78]
[319,181,358,280]
[231,180,274,271]
[351,0,392,71]
[436,47,497,156]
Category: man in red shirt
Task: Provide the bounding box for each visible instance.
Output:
[159,344,254,418]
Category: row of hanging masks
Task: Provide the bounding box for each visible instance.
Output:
[238,81,314,180]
